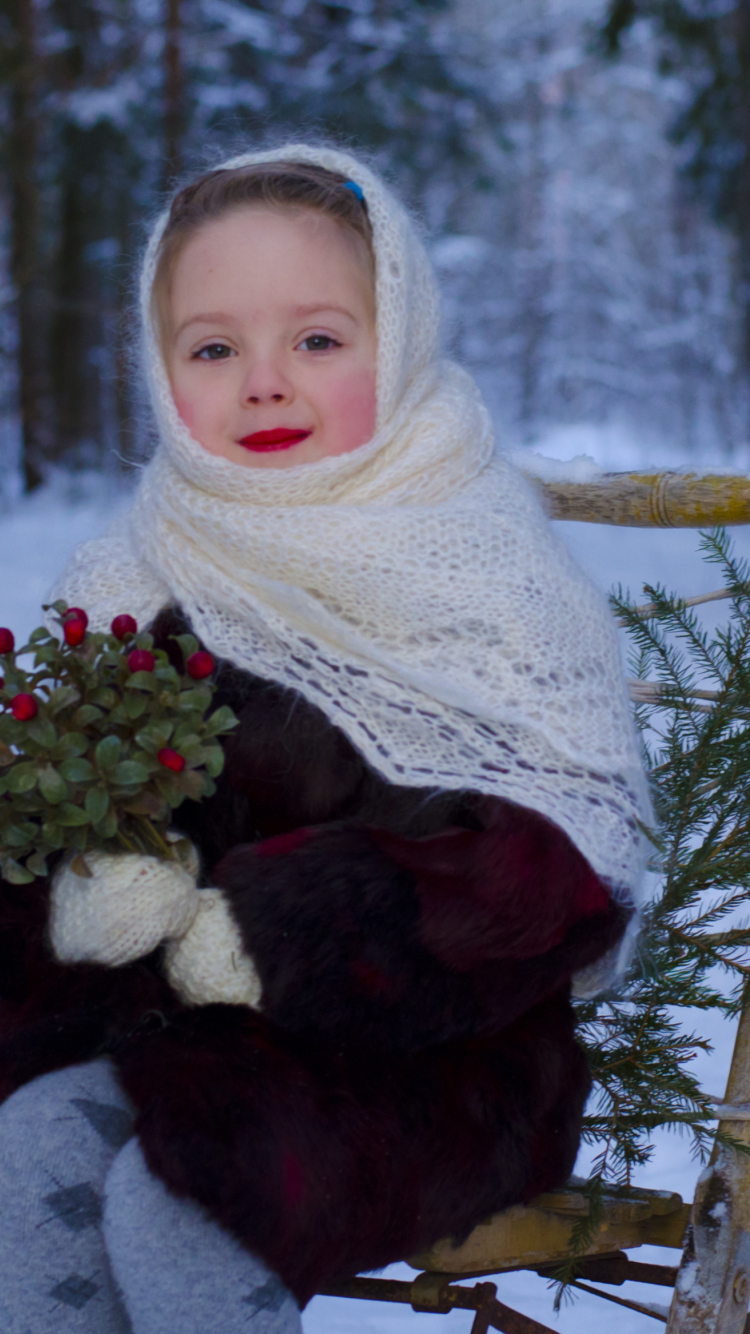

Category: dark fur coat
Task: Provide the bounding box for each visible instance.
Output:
[0,608,629,1306]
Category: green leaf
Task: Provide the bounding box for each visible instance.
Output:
[38,765,68,804]
[172,769,207,801]
[172,632,200,662]
[123,692,149,720]
[69,824,88,852]
[99,810,118,840]
[203,745,225,778]
[59,757,95,784]
[155,772,185,808]
[2,822,34,847]
[125,671,158,693]
[122,791,166,819]
[41,822,65,850]
[26,850,49,877]
[177,688,211,711]
[135,720,174,754]
[85,787,109,824]
[53,732,89,760]
[55,802,90,827]
[32,645,60,667]
[155,665,180,687]
[91,687,119,710]
[111,760,150,786]
[171,730,201,757]
[204,705,239,736]
[28,626,51,645]
[95,735,122,772]
[1,858,34,885]
[26,716,58,749]
[6,761,39,794]
[0,715,22,744]
[47,685,81,716]
[67,821,86,853]
[74,704,104,727]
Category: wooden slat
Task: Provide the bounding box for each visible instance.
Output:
[410,1186,690,1276]
[530,471,750,527]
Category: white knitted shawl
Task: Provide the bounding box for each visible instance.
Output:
[52,143,651,914]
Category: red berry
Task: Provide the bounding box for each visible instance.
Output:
[0,678,4,691]
[186,651,215,680]
[0,628,14,654]
[63,618,87,647]
[64,607,89,630]
[127,649,155,673]
[158,748,185,773]
[111,614,138,641]
[11,693,38,721]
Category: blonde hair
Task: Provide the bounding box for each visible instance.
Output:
[152,160,375,344]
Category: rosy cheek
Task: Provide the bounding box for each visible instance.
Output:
[173,392,196,431]
[327,369,377,453]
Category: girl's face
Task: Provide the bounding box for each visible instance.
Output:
[165,206,377,469]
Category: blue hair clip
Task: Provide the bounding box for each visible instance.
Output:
[343,180,365,203]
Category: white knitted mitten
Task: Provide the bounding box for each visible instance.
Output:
[163,890,262,1008]
[50,850,200,967]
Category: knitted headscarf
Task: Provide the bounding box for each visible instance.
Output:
[52,143,651,917]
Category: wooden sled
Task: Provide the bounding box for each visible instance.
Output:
[318,469,750,1333]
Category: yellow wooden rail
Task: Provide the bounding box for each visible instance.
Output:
[410,1181,690,1277]
[530,470,750,527]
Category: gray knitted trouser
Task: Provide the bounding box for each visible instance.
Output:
[0,1059,302,1334]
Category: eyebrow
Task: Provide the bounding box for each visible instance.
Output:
[174,312,236,339]
[292,303,357,321]
[174,304,358,340]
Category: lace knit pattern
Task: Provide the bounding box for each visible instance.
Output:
[50,144,651,904]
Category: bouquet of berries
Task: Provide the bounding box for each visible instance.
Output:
[0,603,237,884]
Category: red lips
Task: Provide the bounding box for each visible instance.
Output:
[238,428,312,452]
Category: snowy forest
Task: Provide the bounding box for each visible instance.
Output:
[1,0,750,495]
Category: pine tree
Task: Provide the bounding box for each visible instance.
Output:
[600,1,750,363]
[561,529,750,1289]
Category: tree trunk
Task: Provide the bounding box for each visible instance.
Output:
[8,0,49,491]
[163,0,184,190]
[51,155,89,464]
[735,0,750,369]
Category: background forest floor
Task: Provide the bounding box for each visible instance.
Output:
[1,426,748,1331]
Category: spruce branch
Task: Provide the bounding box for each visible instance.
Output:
[561,530,750,1302]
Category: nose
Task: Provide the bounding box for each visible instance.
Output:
[240,354,293,406]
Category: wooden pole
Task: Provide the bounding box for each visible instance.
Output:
[8,0,47,491]
[163,0,184,191]
[735,0,750,371]
[530,470,750,527]
[666,996,750,1332]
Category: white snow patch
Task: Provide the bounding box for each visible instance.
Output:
[516,421,750,477]
[512,449,603,483]
[676,1259,705,1299]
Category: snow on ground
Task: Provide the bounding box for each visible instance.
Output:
[1,429,749,1332]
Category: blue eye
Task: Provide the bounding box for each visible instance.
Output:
[194,343,234,360]
[299,335,340,351]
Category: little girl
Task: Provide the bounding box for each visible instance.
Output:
[0,145,650,1333]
